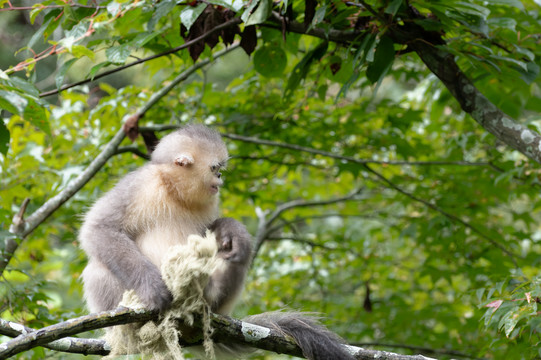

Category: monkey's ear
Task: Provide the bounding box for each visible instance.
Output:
[174,153,194,167]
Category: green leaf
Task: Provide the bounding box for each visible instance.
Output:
[242,0,272,26]
[130,32,158,48]
[28,16,53,50]
[107,1,122,17]
[241,0,260,24]
[385,0,402,16]
[88,61,112,81]
[512,44,534,61]
[454,2,490,18]
[311,4,327,27]
[488,0,524,9]
[366,36,395,84]
[353,32,377,66]
[71,45,95,60]
[253,45,287,77]
[476,288,486,302]
[5,76,40,97]
[106,44,131,64]
[488,17,517,31]
[489,55,527,71]
[207,0,243,11]
[0,119,8,155]
[55,58,78,89]
[515,61,539,84]
[59,22,88,51]
[0,90,28,114]
[43,10,63,40]
[414,18,445,32]
[23,99,50,135]
[148,0,176,31]
[180,3,207,31]
[284,42,328,100]
[317,84,328,101]
[29,4,44,24]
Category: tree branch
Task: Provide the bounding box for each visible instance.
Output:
[362,163,520,265]
[352,341,476,359]
[253,188,364,256]
[223,133,520,263]
[0,319,109,355]
[114,145,150,160]
[0,307,156,358]
[388,18,541,165]
[265,10,541,166]
[0,311,436,360]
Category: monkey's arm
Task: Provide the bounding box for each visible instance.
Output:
[80,180,172,312]
[204,218,253,315]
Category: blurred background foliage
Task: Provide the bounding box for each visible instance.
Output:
[2,0,541,359]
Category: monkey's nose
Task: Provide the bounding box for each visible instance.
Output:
[217,172,222,179]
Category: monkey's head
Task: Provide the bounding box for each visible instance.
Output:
[151,124,229,205]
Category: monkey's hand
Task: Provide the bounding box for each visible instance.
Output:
[209,218,252,265]
[135,264,173,312]
[205,218,252,314]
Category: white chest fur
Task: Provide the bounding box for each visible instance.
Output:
[124,167,219,268]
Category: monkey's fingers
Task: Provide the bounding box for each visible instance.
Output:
[137,278,173,312]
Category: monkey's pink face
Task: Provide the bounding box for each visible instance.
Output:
[208,162,225,194]
[171,147,228,201]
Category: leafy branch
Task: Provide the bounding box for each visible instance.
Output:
[0,3,106,11]
[39,17,242,97]
[263,9,541,166]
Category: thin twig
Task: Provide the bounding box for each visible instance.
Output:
[0,4,106,11]
[115,146,150,160]
[362,163,520,265]
[253,188,364,255]
[223,133,520,263]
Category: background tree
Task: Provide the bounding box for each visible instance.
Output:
[1,0,541,358]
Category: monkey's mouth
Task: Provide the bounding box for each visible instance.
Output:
[210,185,220,194]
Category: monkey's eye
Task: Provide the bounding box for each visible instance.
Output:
[210,164,219,172]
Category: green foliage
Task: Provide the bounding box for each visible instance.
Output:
[1,0,541,359]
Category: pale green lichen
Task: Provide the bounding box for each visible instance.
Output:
[463,84,475,95]
[521,129,536,144]
[241,323,271,342]
[501,117,523,131]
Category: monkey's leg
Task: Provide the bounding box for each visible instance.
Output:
[82,227,172,311]
[82,260,125,312]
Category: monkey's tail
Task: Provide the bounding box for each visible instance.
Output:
[241,311,355,360]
